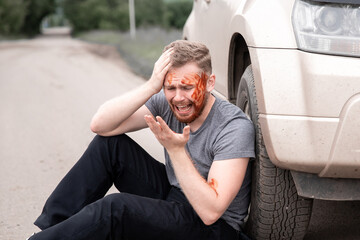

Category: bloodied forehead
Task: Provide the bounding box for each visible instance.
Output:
[165,72,202,86]
[165,63,207,86]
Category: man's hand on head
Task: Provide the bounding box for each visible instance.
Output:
[144,115,190,152]
[148,48,173,94]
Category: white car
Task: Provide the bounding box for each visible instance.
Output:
[183,0,360,239]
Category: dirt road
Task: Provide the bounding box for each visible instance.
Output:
[0,33,163,239]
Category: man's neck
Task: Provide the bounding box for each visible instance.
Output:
[188,94,216,132]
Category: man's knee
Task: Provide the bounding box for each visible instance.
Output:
[96,193,142,223]
[100,193,132,210]
[93,134,135,149]
[92,133,127,144]
[88,134,134,157]
[101,193,123,205]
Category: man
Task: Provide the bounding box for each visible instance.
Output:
[29,40,255,240]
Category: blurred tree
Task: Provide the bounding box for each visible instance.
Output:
[22,0,56,36]
[99,1,129,31]
[163,0,192,29]
[61,0,192,33]
[0,0,27,35]
[0,0,192,36]
[135,0,165,27]
[62,0,129,33]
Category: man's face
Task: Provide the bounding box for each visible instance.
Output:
[163,63,209,123]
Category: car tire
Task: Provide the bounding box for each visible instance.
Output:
[236,65,313,240]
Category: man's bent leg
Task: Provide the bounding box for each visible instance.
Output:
[34,134,170,230]
[30,192,210,240]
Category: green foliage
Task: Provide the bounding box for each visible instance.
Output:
[0,0,192,36]
[62,0,192,33]
[134,0,165,27]
[163,0,193,29]
[0,0,27,35]
[62,0,129,33]
[22,0,56,36]
[0,0,56,36]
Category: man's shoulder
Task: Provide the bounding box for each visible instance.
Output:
[213,98,247,121]
[145,90,171,118]
[211,98,254,137]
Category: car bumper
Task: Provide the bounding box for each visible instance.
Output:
[250,47,360,178]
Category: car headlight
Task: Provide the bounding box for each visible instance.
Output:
[292,0,360,57]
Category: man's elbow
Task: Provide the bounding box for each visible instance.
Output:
[90,118,101,134]
[90,118,108,136]
[201,211,222,226]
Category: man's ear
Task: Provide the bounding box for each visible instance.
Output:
[207,74,215,92]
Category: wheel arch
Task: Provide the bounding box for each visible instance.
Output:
[228,33,251,104]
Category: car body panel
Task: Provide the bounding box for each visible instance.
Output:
[183,0,360,180]
[183,0,298,98]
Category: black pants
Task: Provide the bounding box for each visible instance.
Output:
[31,134,239,240]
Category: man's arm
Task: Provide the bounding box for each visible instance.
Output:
[145,115,249,225]
[90,48,172,136]
[170,152,249,225]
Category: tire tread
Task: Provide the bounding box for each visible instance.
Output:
[238,65,313,240]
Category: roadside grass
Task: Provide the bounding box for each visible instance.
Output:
[76,27,183,79]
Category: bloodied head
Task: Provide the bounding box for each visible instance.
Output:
[163,40,213,124]
[164,63,210,123]
[163,40,212,75]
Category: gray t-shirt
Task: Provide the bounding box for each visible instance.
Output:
[145,90,255,230]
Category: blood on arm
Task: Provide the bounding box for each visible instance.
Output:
[208,178,219,197]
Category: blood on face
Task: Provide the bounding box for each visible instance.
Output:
[181,72,208,112]
[164,71,209,123]
[167,72,174,85]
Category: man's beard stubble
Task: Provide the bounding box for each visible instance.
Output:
[170,92,209,124]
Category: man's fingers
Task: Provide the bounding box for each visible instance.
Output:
[146,115,190,149]
[158,48,173,64]
[164,47,173,55]
[144,115,161,133]
[159,57,171,73]
[155,116,172,133]
[159,52,172,69]
[160,48,173,63]
[162,61,172,75]
[183,126,190,140]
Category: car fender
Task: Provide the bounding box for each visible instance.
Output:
[229,0,297,49]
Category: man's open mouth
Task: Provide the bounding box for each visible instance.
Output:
[175,104,192,114]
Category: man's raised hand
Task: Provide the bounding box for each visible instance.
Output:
[144,115,190,152]
[148,48,173,94]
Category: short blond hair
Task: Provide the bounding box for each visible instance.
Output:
[163,40,212,74]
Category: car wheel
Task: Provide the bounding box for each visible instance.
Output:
[236,65,313,240]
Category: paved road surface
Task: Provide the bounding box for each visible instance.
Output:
[0,34,163,239]
[1,33,359,240]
